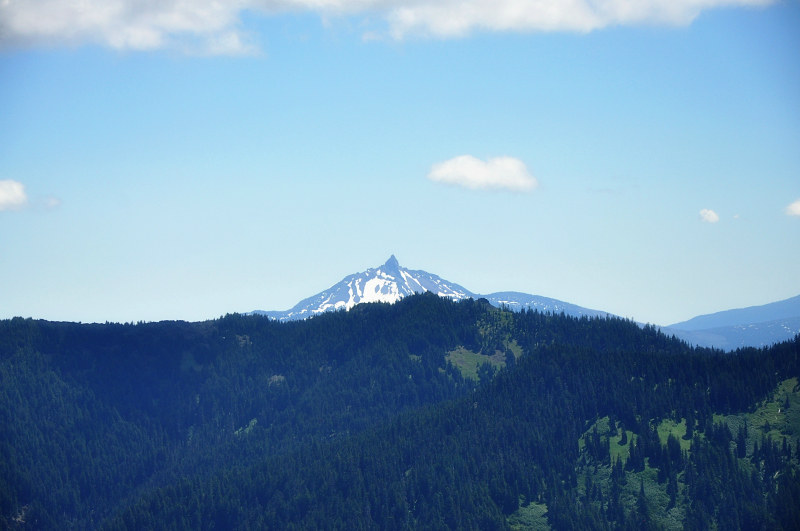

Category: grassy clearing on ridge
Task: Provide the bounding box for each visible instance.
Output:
[445,347,506,382]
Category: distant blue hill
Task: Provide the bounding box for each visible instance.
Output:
[668,295,800,330]
[663,295,800,350]
[663,318,800,351]
[481,291,609,319]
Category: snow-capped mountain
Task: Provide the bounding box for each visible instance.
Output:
[252,255,607,322]
[254,256,474,321]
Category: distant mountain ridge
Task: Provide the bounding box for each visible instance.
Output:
[481,291,609,319]
[252,255,799,350]
[252,256,608,322]
[668,295,800,331]
[663,295,800,350]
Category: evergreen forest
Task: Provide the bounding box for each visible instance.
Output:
[1,293,799,529]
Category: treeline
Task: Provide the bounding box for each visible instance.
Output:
[107,316,800,529]
[1,294,799,528]
[0,294,485,528]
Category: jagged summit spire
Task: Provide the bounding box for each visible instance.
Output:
[384,255,400,269]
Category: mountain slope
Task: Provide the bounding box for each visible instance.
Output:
[482,291,609,319]
[0,296,485,528]
[100,304,800,530]
[254,256,607,321]
[3,298,799,529]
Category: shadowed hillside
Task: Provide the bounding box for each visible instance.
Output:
[1,295,798,529]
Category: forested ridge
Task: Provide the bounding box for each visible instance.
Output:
[1,293,798,529]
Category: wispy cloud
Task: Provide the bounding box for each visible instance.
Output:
[0,0,256,55]
[427,155,537,192]
[44,196,62,210]
[383,0,773,39]
[0,180,28,211]
[787,199,800,217]
[0,0,775,54]
[699,208,720,223]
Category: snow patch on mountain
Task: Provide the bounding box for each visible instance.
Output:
[482,291,610,319]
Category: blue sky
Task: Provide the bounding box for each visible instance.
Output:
[1,0,799,325]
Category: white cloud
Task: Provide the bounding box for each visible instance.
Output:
[787,199,800,217]
[428,155,537,192]
[699,208,719,223]
[0,0,775,53]
[0,180,28,211]
[0,0,255,54]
